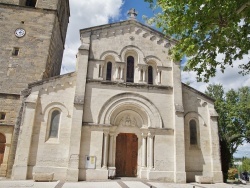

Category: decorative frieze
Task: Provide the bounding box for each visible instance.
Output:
[81,21,175,49]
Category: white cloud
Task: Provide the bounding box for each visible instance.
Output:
[182,53,250,92]
[234,142,250,158]
[61,0,123,74]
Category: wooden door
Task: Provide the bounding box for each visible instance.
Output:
[0,133,6,165]
[0,144,5,165]
[115,133,138,177]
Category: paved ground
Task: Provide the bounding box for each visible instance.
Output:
[0,179,249,188]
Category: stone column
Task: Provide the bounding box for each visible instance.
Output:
[12,91,39,180]
[99,65,103,78]
[138,68,142,81]
[120,68,124,80]
[108,133,114,166]
[157,71,161,84]
[143,69,146,82]
[102,132,109,169]
[141,133,147,168]
[115,67,119,79]
[148,132,154,169]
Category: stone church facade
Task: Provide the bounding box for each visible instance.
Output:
[0,1,223,183]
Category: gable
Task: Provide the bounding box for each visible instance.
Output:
[80,20,176,68]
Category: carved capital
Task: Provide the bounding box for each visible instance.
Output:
[148,132,155,138]
[141,132,147,139]
[103,131,109,136]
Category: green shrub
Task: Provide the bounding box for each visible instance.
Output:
[228,168,238,180]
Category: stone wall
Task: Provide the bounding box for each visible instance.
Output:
[12,73,76,180]
[83,82,173,129]
[43,0,70,78]
[182,84,222,182]
[0,4,54,93]
[0,0,19,5]
[0,3,69,93]
[0,94,21,126]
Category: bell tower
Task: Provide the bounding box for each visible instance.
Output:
[0,0,70,177]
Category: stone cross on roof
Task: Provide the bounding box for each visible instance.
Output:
[127,8,138,20]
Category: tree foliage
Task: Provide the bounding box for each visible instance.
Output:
[145,0,250,82]
[205,84,250,181]
[242,158,250,172]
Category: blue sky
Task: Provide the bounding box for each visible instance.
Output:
[62,0,250,158]
[117,0,154,22]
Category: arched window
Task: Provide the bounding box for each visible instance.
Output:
[106,62,112,81]
[148,66,153,84]
[189,119,197,145]
[0,133,6,165]
[49,110,60,138]
[26,0,37,7]
[126,56,134,83]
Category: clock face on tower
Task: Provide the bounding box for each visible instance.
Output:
[15,28,26,38]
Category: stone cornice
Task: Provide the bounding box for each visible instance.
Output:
[28,72,76,89]
[87,79,173,91]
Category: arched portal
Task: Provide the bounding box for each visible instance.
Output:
[115,133,138,177]
[0,133,6,165]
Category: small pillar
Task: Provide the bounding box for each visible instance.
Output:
[143,69,146,82]
[102,132,109,169]
[141,133,147,168]
[148,132,154,169]
[108,133,114,166]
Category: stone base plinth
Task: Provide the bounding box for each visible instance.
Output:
[11,165,28,180]
[195,175,213,184]
[86,169,108,180]
[33,173,54,182]
[147,171,175,182]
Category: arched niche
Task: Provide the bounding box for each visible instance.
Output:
[145,55,163,66]
[120,45,145,64]
[100,51,121,62]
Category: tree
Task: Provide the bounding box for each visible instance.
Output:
[205,85,250,181]
[145,0,250,82]
[242,158,250,172]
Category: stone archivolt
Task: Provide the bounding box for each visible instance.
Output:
[98,92,162,129]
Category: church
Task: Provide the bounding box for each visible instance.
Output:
[0,0,223,183]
